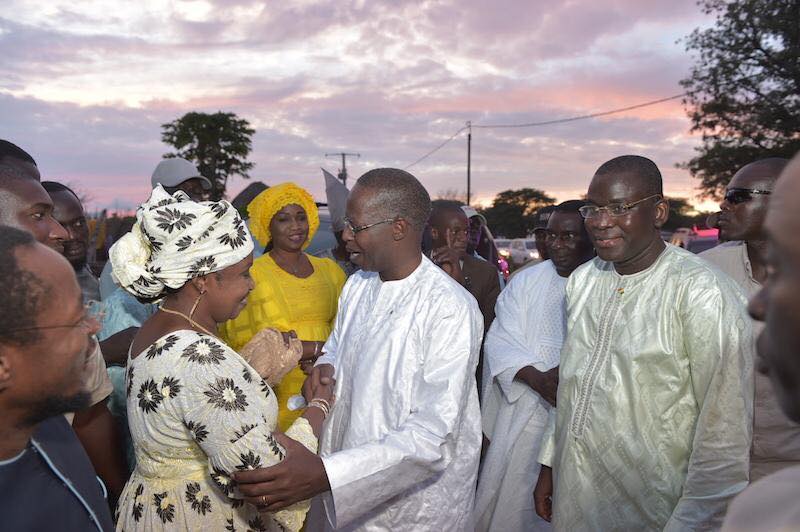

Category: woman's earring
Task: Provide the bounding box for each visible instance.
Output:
[189,289,206,320]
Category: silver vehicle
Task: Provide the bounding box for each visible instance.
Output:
[507,238,541,266]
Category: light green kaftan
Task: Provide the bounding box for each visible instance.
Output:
[539,245,753,531]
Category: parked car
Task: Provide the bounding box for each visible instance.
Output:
[505,238,540,266]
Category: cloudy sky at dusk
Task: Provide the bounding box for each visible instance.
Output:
[1,0,718,213]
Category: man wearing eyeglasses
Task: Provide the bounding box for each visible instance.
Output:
[0,226,114,531]
[534,155,753,531]
[700,158,800,483]
[0,158,127,506]
[233,168,483,531]
[476,200,593,532]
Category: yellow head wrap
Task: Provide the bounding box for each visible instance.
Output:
[248,182,319,249]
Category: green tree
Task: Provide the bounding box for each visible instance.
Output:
[663,197,698,231]
[680,0,800,199]
[161,111,256,200]
[479,188,555,238]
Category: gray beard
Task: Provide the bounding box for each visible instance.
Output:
[22,391,92,427]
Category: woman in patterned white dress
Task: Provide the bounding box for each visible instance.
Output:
[109,186,334,531]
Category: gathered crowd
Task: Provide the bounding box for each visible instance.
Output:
[1,137,799,532]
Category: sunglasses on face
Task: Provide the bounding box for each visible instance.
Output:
[724,188,772,205]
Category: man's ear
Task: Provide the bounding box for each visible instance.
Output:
[654,197,670,229]
[429,226,440,242]
[392,219,411,241]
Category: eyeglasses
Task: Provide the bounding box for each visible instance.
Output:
[724,187,772,205]
[344,217,396,235]
[0,300,105,334]
[579,194,662,219]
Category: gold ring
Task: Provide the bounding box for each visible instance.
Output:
[261,495,268,506]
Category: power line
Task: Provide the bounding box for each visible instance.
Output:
[405,91,686,168]
[472,92,685,129]
[404,125,469,169]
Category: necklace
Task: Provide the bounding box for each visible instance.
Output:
[159,305,217,337]
[270,250,303,276]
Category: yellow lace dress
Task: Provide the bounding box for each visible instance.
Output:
[115,330,317,531]
[220,253,345,431]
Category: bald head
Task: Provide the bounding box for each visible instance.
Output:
[354,168,431,230]
[593,155,663,197]
[729,157,788,190]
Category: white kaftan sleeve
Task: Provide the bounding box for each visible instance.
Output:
[172,335,317,532]
[320,307,481,528]
[537,410,556,468]
[664,281,753,531]
[485,276,537,403]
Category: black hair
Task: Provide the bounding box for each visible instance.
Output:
[594,155,663,196]
[429,201,467,229]
[553,199,588,214]
[0,140,36,166]
[0,226,46,346]
[41,181,81,203]
[355,168,431,230]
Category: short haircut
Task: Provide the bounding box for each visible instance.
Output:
[0,162,30,183]
[429,201,467,228]
[0,226,46,346]
[0,140,36,166]
[594,155,663,196]
[355,168,431,230]
[553,199,588,214]
[41,181,81,205]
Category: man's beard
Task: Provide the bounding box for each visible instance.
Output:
[22,391,92,426]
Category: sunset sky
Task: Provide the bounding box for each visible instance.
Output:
[0,0,720,213]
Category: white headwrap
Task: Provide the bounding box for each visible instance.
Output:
[110,185,254,300]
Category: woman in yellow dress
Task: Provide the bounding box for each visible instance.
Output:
[221,182,345,431]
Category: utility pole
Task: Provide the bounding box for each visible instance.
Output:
[466,121,472,205]
[325,152,360,186]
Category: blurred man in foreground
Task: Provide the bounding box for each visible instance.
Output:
[0,226,113,531]
[722,153,800,531]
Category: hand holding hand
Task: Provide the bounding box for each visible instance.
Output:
[302,363,335,403]
[232,432,330,511]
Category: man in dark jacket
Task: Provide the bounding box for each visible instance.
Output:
[430,202,501,396]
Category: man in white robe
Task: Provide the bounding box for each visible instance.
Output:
[233,168,483,531]
[534,155,753,531]
[475,200,594,532]
[722,153,800,531]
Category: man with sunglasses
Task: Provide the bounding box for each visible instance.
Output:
[701,158,800,482]
[0,226,114,531]
[534,155,753,530]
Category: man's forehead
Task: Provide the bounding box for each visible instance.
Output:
[729,164,781,189]
[50,190,84,217]
[547,211,583,230]
[588,172,646,201]
[3,178,53,209]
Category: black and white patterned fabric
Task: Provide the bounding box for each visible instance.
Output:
[110,185,253,299]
